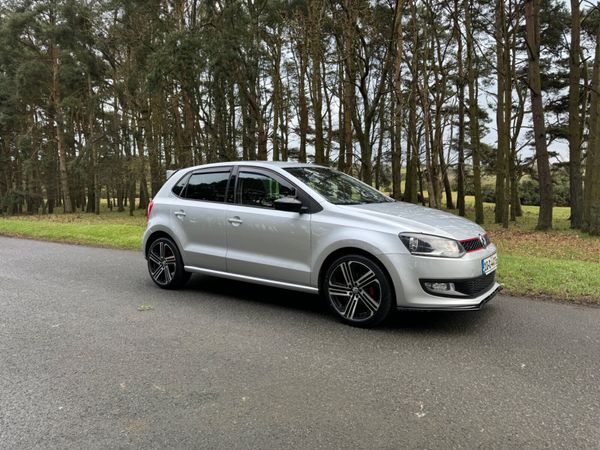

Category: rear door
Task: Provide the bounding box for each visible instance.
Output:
[169,168,232,271]
[225,168,312,285]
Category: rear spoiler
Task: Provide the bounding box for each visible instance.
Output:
[166,169,179,180]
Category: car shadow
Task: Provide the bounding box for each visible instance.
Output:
[185,274,327,314]
[384,307,498,333]
[183,274,498,335]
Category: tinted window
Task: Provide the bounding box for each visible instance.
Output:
[184,171,230,202]
[172,173,190,197]
[238,172,295,208]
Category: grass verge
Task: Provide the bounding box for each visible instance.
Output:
[499,255,600,303]
[0,209,145,250]
[0,201,598,304]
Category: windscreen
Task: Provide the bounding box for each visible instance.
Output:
[285,167,393,205]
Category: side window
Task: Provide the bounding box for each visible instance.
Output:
[237,172,295,208]
[183,171,230,203]
[172,173,190,197]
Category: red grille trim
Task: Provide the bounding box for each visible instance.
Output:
[460,234,491,253]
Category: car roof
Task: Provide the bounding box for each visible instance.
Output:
[180,160,327,171]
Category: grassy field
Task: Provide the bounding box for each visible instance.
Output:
[1,200,598,303]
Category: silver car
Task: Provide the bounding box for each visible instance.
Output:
[143,161,500,327]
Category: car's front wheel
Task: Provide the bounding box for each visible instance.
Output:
[323,254,394,328]
[147,237,190,289]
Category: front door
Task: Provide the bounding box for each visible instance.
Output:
[225,168,312,286]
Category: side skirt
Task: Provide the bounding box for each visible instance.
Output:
[184,265,319,295]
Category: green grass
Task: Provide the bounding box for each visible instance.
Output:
[0,207,145,250]
[499,255,600,301]
[0,200,598,304]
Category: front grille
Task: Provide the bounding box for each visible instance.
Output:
[460,234,491,252]
[454,271,496,297]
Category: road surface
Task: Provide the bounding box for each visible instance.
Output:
[0,237,598,449]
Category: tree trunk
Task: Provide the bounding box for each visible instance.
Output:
[343,61,354,173]
[421,89,437,209]
[420,39,440,209]
[272,53,282,161]
[494,0,509,227]
[341,0,356,174]
[465,0,484,224]
[322,58,334,163]
[44,121,57,214]
[309,0,325,164]
[568,0,583,228]
[510,32,526,221]
[375,100,385,190]
[525,0,553,230]
[391,0,405,200]
[172,86,185,165]
[405,0,419,204]
[143,97,160,198]
[87,73,99,214]
[429,15,452,210]
[297,32,309,164]
[583,24,600,234]
[257,121,268,161]
[50,36,72,213]
[455,0,466,216]
[182,88,195,167]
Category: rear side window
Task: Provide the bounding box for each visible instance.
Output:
[172,173,190,197]
[183,171,230,203]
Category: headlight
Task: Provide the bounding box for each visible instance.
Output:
[399,233,466,258]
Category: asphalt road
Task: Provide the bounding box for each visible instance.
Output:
[0,236,599,449]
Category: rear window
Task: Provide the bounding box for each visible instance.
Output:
[182,171,230,203]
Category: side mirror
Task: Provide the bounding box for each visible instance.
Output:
[274,196,306,213]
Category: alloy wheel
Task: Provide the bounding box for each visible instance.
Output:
[148,240,177,286]
[327,260,382,322]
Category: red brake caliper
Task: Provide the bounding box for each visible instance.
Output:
[368,286,376,299]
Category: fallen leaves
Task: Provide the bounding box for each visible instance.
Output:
[137,304,154,312]
[489,229,600,263]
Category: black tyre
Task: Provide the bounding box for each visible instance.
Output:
[323,254,394,328]
[147,237,191,289]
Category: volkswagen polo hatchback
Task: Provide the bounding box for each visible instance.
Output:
[143,161,500,327]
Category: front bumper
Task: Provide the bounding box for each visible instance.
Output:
[398,284,502,311]
[380,245,501,311]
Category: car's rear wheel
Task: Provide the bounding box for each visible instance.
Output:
[147,237,190,289]
[323,254,394,328]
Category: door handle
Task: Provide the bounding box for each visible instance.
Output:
[228,216,243,226]
[174,210,186,219]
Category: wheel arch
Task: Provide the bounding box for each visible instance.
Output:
[317,247,397,306]
[144,230,180,258]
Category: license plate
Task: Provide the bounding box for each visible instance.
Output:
[482,253,498,275]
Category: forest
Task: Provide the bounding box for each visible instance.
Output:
[0,0,599,234]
